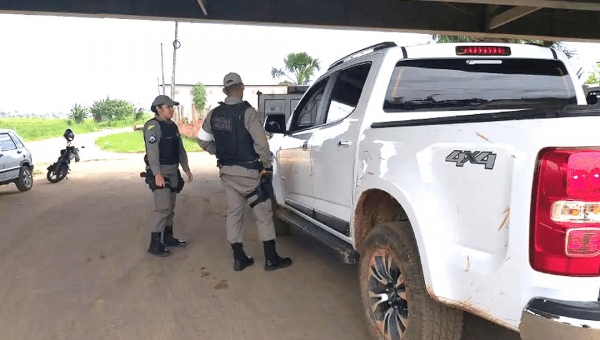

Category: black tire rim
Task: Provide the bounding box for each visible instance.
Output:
[368,249,409,340]
[21,169,33,188]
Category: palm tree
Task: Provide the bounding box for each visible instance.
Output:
[431,35,577,58]
[271,52,321,85]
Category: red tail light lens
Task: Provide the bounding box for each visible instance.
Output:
[456,46,511,56]
[531,148,600,276]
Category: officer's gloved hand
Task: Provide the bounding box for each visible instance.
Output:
[260,167,273,177]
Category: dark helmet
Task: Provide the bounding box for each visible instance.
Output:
[63,128,75,142]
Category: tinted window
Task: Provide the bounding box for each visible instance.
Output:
[384,59,577,112]
[325,63,371,124]
[0,133,17,151]
[290,78,328,132]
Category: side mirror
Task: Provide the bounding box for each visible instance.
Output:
[265,114,286,134]
[587,93,598,105]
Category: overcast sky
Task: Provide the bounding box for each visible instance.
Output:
[1,13,599,114]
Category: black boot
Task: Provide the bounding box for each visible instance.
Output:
[148,232,171,257]
[163,225,187,247]
[232,243,254,271]
[263,240,292,271]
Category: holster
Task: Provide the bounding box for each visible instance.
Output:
[173,170,184,193]
[245,172,272,208]
[141,154,171,191]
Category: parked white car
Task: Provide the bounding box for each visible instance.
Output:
[264,42,600,340]
[0,129,34,192]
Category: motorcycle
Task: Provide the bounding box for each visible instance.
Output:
[46,129,84,183]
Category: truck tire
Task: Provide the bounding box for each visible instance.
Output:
[359,221,463,340]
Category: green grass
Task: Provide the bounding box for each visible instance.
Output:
[0,118,134,142]
[95,131,203,153]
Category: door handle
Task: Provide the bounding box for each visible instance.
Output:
[301,141,309,150]
[17,150,22,154]
[337,140,352,146]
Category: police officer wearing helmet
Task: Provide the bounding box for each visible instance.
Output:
[144,94,194,257]
[197,72,292,272]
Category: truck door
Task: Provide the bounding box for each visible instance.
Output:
[276,76,332,215]
[308,62,372,238]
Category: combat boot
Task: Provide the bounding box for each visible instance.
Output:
[232,243,254,271]
[163,225,187,247]
[263,240,292,271]
[148,232,171,257]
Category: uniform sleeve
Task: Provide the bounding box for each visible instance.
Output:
[244,107,273,169]
[197,110,217,155]
[177,128,190,173]
[143,119,162,175]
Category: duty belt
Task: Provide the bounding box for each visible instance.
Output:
[217,159,262,171]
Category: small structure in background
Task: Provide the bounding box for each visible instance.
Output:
[583,84,600,105]
[162,84,306,138]
[256,85,309,126]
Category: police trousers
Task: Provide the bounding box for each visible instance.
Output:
[147,164,179,233]
[219,165,276,244]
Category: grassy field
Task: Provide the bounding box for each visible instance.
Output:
[96,131,203,153]
[0,118,134,142]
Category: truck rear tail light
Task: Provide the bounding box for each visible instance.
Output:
[551,201,600,222]
[531,148,600,276]
[456,46,511,56]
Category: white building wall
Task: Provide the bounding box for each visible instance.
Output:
[163,84,288,121]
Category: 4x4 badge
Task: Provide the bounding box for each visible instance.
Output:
[445,150,497,170]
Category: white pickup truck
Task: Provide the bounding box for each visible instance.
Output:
[263,42,600,340]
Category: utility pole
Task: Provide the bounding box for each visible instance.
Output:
[171,21,180,100]
[171,21,181,121]
[160,43,166,95]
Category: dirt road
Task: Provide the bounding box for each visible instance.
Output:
[26,127,133,166]
[0,152,519,340]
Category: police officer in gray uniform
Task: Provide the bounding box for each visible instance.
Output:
[144,95,194,257]
[197,72,292,272]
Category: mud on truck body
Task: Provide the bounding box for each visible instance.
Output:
[264,42,600,340]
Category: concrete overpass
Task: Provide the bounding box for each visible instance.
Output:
[1,1,600,42]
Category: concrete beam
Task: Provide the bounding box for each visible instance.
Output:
[491,7,600,40]
[488,6,541,30]
[416,0,600,11]
[1,0,600,42]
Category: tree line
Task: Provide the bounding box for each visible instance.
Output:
[69,98,150,125]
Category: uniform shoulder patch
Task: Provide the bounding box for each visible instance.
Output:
[148,135,157,144]
[147,124,156,131]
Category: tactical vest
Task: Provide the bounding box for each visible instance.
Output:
[210,101,259,167]
[153,117,180,165]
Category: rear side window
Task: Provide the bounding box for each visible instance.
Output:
[383,58,577,112]
[9,132,25,148]
[0,133,17,151]
[324,63,372,124]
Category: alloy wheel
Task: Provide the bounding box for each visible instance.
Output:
[367,249,409,340]
[21,169,33,188]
